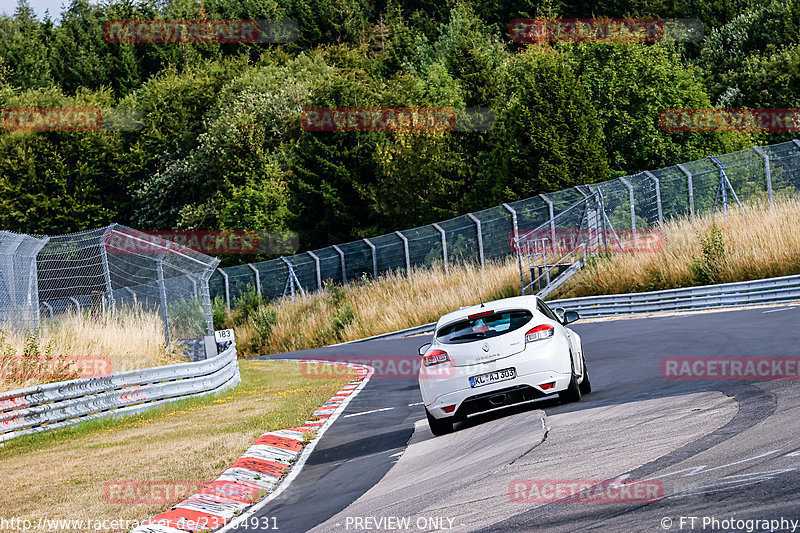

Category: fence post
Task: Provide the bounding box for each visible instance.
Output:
[643,171,663,225]
[503,203,525,296]
[752,146,773,206]
[247,263,261,300]
[395,231,411,279]
[332,245,346,284]
[363,238,377,279]
[618,177,637,249]
[156,258,171,344]
[99,225,117,319]
[676,163,695,221]
[217,268,230,311]
[431,223,449,275]
[539,194,556,254]
[466,213,485,269]
[199,263,217,335]
[307,251,322,290]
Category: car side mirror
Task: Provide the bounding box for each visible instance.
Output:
[418,343,432,356]
[554,307,566,321]
[563,310,580,324]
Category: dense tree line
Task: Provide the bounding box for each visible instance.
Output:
[0,0,796,257]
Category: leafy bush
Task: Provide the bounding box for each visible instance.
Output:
[689,223,726,285]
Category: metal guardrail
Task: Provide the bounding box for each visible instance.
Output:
[345,274,800,344]
[548,274,800,317]
[0,343,240,442]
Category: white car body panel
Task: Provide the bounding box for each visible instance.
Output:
[418,295,585,420]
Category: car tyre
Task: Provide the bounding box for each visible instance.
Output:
[559,356,582,403]
[579,355,592,395]
[425,407,454,436]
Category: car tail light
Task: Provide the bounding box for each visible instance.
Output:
[442,405,456,413]
[423,349,450,366]
[526,325,554,343]
[540,381,555,390]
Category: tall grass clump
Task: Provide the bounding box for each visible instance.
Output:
[553,197,800,298]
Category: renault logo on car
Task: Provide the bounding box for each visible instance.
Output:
[482,342,490,352]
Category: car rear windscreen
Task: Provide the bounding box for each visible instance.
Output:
[436,310,533,344]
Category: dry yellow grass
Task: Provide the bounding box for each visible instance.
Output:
[236,258,523,355]
[0,360,352,532]
[0,307,179,392]
[554,197,800,298]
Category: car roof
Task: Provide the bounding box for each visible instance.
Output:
[436,295,542,328]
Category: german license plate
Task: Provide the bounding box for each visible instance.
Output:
[470,367,516,388]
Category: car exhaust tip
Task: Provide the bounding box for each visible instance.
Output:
[489,394,507,406]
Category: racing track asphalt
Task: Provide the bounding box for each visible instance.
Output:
[249,304,800,532]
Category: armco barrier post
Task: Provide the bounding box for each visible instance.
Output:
[466,213,485,269]
[752,146,773,206]
[432,223,448,276]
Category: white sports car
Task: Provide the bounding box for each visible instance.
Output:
[418,295,590,435]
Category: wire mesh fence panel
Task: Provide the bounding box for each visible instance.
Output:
[207,140,800,308]
[398,225,439,270]
[680,158,719,216]
[370,232,408,277]
[338,240,373,282]
[651,166,692,222]
[716,148,768,206]
[764,141,800,199]
[255,258,288,300]
[223,264,259,304]
[438,215,481,268]
[35,224,219,343]
[0,231,48,331]
[473,206,514,262]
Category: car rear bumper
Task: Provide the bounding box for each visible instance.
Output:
[423,368,572,419]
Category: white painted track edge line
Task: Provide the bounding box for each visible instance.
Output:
[216,363,374,533]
